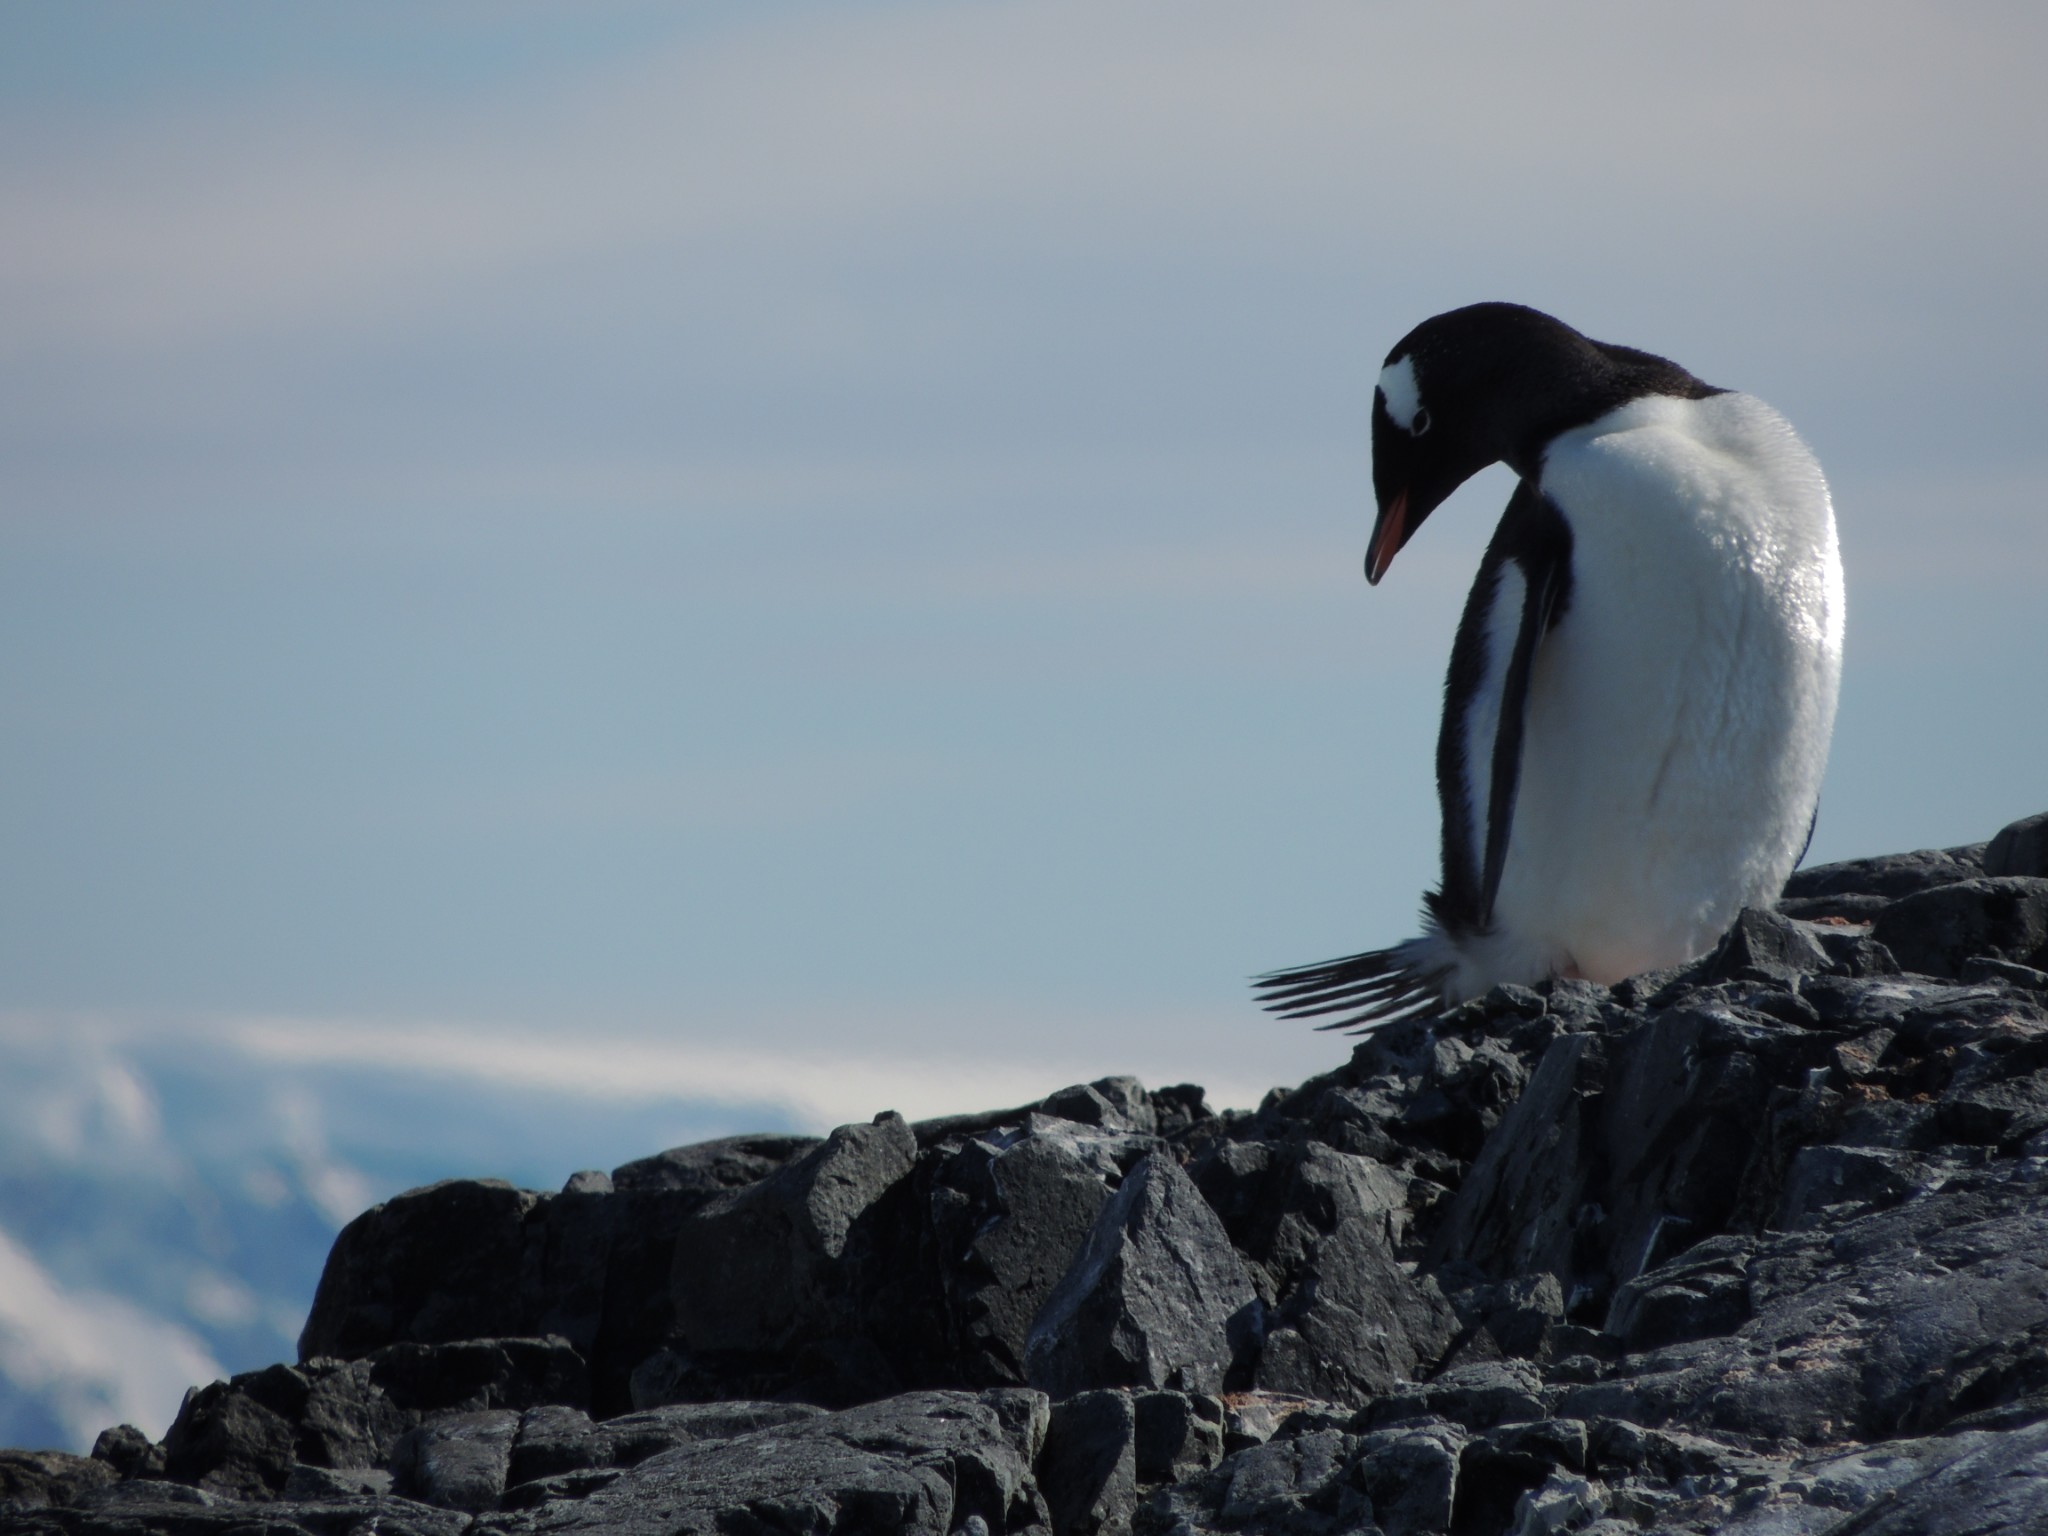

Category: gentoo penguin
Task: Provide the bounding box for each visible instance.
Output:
[1256,302,1844,1031]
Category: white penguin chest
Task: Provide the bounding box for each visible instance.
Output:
[1492,392,1844,981]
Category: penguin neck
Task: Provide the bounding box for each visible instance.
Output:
[1502,340,1723,482]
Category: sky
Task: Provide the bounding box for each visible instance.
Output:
[3,1,2046,1124]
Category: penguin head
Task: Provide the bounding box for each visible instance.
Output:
[1365,303,1713,584]
[1367,347,1481,586]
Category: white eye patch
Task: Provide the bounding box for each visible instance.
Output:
[1378,354,1426,435]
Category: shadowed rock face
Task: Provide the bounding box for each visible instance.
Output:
[10,812,2048,1536]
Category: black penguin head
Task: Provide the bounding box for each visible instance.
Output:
[1366,302,1717,584]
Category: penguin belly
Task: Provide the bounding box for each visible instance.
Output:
[1486,392,1844,987]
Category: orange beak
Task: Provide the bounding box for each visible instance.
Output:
[1365,487,1409,586]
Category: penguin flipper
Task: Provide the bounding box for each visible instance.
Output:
[1479,525,1572,924]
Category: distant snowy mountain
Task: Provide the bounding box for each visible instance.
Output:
[0,1016,804,1451]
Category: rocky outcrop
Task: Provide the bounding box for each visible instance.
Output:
[6,810,2048,1535]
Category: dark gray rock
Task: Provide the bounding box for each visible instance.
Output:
[1363,1359,1550,1433]
[925,1116,1159,1386]
[1026,1153,1260,1399]
[1440,1272,1567,1364]
[1829,1415,2048,1534]
[913,1081,1212,1155]
[300,1179,548,1361]
[1147,1084,1216,1140]
[85,1427,161,1483]
[1216,1393,1331,1452]
[1811,923,1905,978]
[294,1355,416,1467]
[1560,1176,2048,1444]
[391,1409,519,1512]
[1040,1078,1158,1136]
[503,1405,829,1518]
[1187,1137,1283,1272]
[598,1401,824,1464]
[72,1477,218,1510]
[280,1462,393,1498]
[621,1347,694,1410]
[498,1402,828,1500]
[910,1080,1212,1153]
[0,1452,116,1511]
[0,1476,474,1536]
[668,1111,919,1403]
[1234,1141,1413,1293]
[1146,1425,1363,1535]
[1603,1234,1753,1351]
[585,1189,776,1416]
[1351,1422,1464,1536]
[1424,1031,1602,1290]
[1874,876,2048,978]
[1773,1143,1919,1229]
[1039,1390,1136,1535]
[1592,1007,1806,1292]
[366,1336,589,1415]
[147,1339,582,1506]
[1430,993,1882,1328]
[1702,908,1835,983]
[1255,1214,1456,1404]
[1987,811,2048,879]
[1506,1471,1604,1535]
[297,1135,820,1419]
[478,1390,1050,1536]
[1961,954,2048,990]
[160,1366,305,1499]
[609,1133,819,1197]
[1134,1416,1464,1536]
[1784,843,1988,901]
[1132,1393,1223,1485]
[1454,1420,1590,1536]
[503,1404,600,1489]
[1731,1430,1993,1526]
[102,1483,471,1535]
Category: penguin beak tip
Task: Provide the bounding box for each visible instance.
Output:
[1366,487,1410,586]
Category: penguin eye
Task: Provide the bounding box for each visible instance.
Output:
[1411,407,1432,436]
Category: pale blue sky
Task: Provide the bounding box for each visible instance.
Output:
[4,2,2045,1111]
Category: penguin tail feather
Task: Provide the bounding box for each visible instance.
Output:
[1252,935,1451,1034]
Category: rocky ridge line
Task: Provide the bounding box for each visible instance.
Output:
[3,811,2048,1535]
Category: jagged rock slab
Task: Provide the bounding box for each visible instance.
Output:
[477,1390,1049,1536]
[1025,1153,1260,1399]
[1254,1211,1457,1404]
[924,1115,1161,1386]
[0,1455,114,1514]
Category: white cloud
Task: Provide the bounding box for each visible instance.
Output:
[261,1083,378,1229]
[0,1024,171,1171]
[216,1010,1254,1129]
[182,1270,259,1331]
[0,1222,223,1445]
[184,1001,1311,1128]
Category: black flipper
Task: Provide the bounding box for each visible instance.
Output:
[1478,500,1573,924]
[1255,485,1573,1036]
